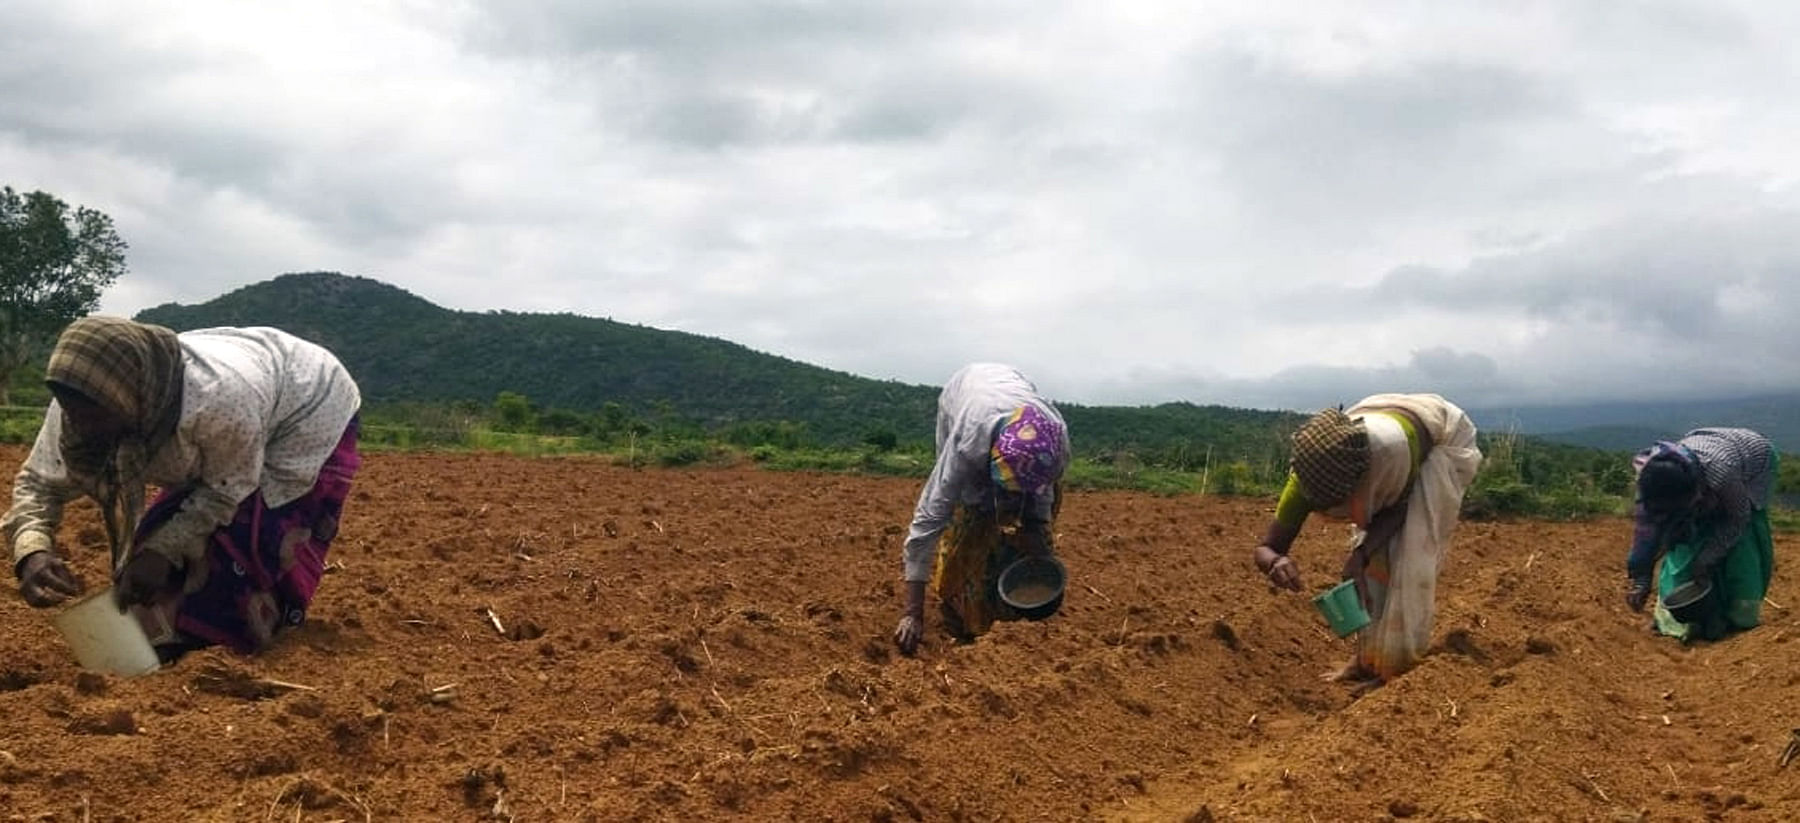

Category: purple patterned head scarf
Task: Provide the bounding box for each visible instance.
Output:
[989,405,1067,495]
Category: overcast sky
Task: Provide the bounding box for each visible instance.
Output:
[5,1,1800,411]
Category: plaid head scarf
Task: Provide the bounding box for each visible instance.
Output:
[1290,407,1369,509]
[44,316,186,564]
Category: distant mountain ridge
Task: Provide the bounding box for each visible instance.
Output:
[139,273,1794,458]
[134,273,1304,458]
[1472,395,1800,452]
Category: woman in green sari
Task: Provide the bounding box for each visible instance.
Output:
[1626,428,1777,641]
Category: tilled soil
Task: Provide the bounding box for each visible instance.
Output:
[0,448,1796,821]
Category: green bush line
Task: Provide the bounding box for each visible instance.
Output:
[345,418,1800,528]
[346,420,1641,518]
[321,412,1703,520]
[1,402,1794,528]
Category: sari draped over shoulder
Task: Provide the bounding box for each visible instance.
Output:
[1344,394,1482,680]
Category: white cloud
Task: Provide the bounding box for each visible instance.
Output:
[4,0,1800,410]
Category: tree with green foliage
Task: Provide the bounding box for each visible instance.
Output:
[0,186,127,403]
[537,408,588,436]
[493,391,535,432]
[862,427,899,453]
[595,402,630,436]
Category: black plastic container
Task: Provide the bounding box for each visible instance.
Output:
[1663,579,1714,624]
[997,555,1067,621]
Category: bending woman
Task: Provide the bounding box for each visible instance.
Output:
[1252,394,1481,693]
[893,363,1070,655]
[7,317,361,661]
[1625,427,1776,641]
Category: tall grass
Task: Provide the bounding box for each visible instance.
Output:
[1464,426,1627,520]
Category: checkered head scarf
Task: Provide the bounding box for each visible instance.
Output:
[989,405,1067,496]
[1289,407,1369,508]
[44,316,185,563]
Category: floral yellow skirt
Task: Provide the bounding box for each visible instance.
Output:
[930,489,1062,640]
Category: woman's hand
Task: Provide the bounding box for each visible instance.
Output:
[1254,545,1302,591]
[114,552,177,610]
[894,613,924,655]
[17,551,84,607]
[1626,579,1652,613]
[894,579,928,655]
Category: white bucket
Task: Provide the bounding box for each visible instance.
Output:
[51,590,161,677]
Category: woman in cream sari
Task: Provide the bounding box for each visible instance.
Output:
[1252,394,1482,693]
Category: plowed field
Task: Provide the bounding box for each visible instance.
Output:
[0,449,1796,821]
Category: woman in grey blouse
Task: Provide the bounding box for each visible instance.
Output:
[894,363,1071,654]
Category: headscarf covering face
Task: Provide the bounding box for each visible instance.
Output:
[989,405,1067,496]
[1290,407,1370,509]
[44,316,185,564]
[1633,440,1701,515]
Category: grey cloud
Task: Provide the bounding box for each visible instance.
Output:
[828,66,1059,143]
[13,1,1800,417]
[1564,0,1752,60]
[467,1,1055,150]
[0,5,293,195]
[1183,53,1582,230]
[463,1,967,66]
[1060,347,1515,412]
[621,73,1053,149]
[636,91,780,148]
[833,79,991,143]
[1247,348,1514,410]
[0,7,465,253]
[1240,202,1800,407]
[0,5,197,127]
[1409,347,1499,383]
[1359,209,1800,340]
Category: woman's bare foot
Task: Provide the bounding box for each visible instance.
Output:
[1321,659,1375,683]
[1346,676,1385,698]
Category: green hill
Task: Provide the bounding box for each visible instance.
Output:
[134,272,1305,461]
[119,272,1671,516]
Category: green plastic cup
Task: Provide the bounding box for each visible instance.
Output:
[1312,579,1371,637]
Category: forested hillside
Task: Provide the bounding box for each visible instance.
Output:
[134,273,1308,460]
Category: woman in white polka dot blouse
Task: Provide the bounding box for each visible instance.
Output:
[4,316,362,662]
